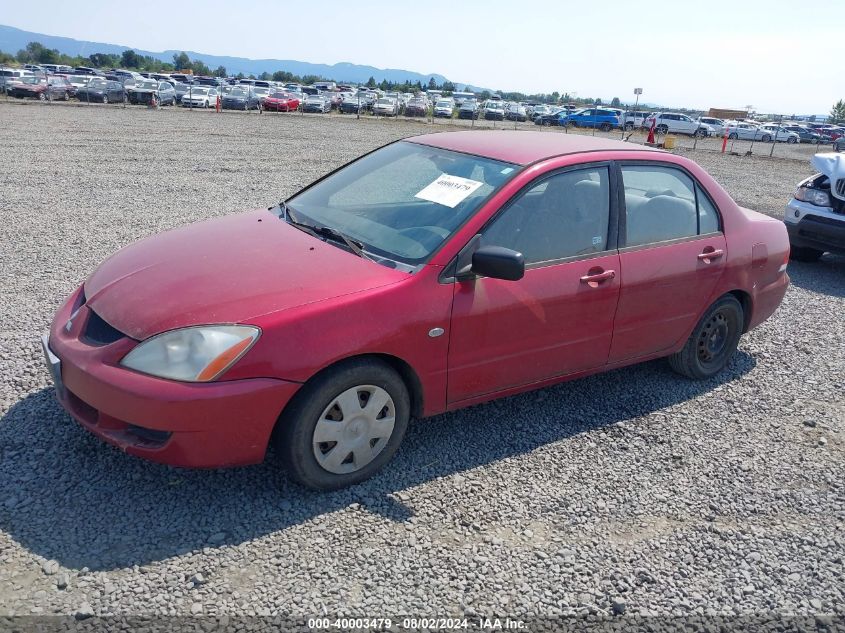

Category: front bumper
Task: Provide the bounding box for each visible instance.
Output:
[785,200,845,255]
[44,287,301,468]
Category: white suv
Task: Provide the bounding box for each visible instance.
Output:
[645,112,713,137]
[784,152,845,261]
[623,111,650,130]
[698,116,725,135]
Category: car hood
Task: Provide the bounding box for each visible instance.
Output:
[84,209,407,340]
[813,153,845,201]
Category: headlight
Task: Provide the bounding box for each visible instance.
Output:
[120,325,260,382]
[794,186,831,208]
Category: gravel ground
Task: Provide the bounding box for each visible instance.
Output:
[0,102,843,622]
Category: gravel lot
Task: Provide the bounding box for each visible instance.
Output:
[0,102,843,622]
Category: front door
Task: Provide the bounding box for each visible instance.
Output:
[448,164,621,404]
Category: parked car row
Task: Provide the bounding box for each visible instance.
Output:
[4,65,844,145]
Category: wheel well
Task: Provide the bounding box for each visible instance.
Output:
[727,290,753,333]
[297,354,424,419]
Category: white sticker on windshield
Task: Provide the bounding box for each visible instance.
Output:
[415,173,484,208]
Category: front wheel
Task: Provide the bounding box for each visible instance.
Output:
[668,295,743,380]
[762,134,772,143]
[624,122,634,130]
[728,132,738,139]
[599,122,611,132]
[786,136,797,144]
[274,358,410,490]
[38,92,47,101]
[102,94,109,104]
[657,124,669,134]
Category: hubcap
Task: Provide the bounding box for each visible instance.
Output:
[697,312,729,364]
[312,385,395,475]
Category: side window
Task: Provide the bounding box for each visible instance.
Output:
[697,187,720,234]
[481,167,610,265]
[622,165,721,246]
[622,165,697,246]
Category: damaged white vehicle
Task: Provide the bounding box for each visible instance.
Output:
[784,153,845,261]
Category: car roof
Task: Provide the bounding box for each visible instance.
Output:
[408,130,660,165]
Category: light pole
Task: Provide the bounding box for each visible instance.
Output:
[628,87,643,139]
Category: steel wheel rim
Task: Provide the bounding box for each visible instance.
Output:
[312,385,395,475]
[697,312,730,364]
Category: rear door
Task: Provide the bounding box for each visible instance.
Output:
[609,162,726,363]
[448,163,621,404]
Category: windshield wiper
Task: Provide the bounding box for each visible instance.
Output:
[278,201,368,259]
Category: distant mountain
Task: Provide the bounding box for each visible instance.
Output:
[0,24,491,91]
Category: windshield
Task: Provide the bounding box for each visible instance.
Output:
[436,101,452,107]
[189,87,210,95]
[137,80,157,89]
[228,89,246,96]
[21,77,43,84]
[286,141,517,268]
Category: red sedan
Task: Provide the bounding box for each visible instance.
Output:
[263,91,301,112]
[43,132,789,490]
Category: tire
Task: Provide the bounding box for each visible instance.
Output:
[657,124,669,134]
[728,132,738,140]
[786,136,797,144]
[762,134,772,143]
[543,120,551,127]
[789,246,823,262]
[38,92,46,101]
[274,358,410,490]
[668,295,744,380]
[102,94,109,104]
[63,92,69,101]
[624,122,634,130]
[694,128,705,138]
[599,122,611,132]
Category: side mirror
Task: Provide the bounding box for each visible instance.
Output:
[471,246,525,281]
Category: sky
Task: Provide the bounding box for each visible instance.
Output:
[3,0,843,113]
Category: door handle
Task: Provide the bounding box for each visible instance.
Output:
[580,269,616,286]
[698,248,724,262]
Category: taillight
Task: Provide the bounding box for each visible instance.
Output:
[778,251,789,274]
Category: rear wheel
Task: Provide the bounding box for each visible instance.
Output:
[38,92,47,101]
[274,358,410,490]
[102,94,108,104]
[728,132,738,139]
[599,122,611,132]
[625,122,634,130]
[762,134,772,142]
[789,246,823,262]
[657,124,669,134]
[668,295,743,380]
[786,136,797,144]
